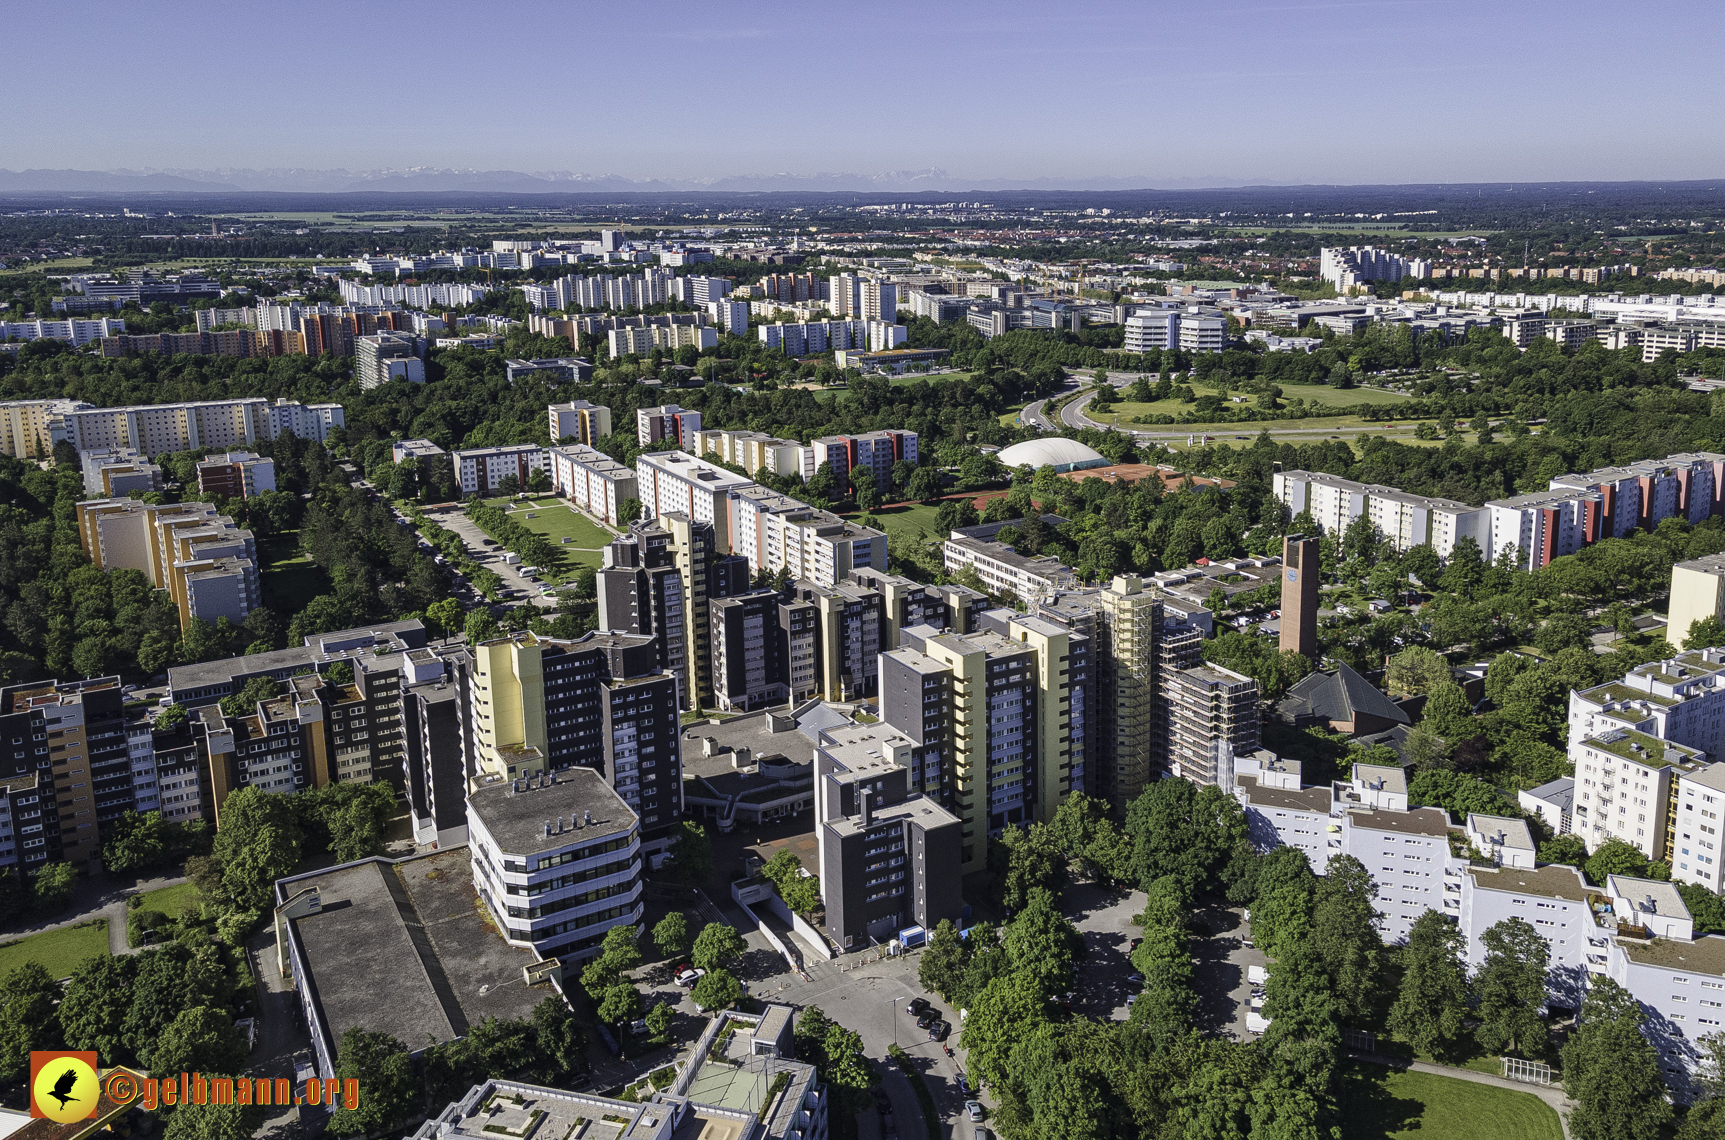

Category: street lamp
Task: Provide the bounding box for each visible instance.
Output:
[886,994,899,1050]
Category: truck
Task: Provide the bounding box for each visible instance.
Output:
[501,552,521,566]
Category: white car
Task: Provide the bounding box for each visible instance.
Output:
[675,967,706,988]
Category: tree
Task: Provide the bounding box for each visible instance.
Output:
[1684,615,1725,650]
[163,1103,267,1140]
[691,922,746,972]
[669,820,713,886]
[0,963,60,1079]
[691,967,741,1012]
[619,498,644,525]
[645,1002,673,1040]
[149,1006,248,1076]
[1563,977,1673,1140]
[465,608,499,644]
[1538,833,1588,869]
[1384,646,1451,696]
[1474,918,1550,1056]
[328,1028,418,1139]
[653,911,693,960]
[31,862,77,914]
[123,945,230,1062]
[906,467,944,503]
[1585,838,1652,884]
[1419,682,1478,742]
[918,919,966,1003]
[960,972,1048,1089]
[1002,889,1084,999]
[597,983,643,1027]
[60,953,139,1059]
[524,996,587,1086]
[425,598,465,640]
[1387,911,1470,1060]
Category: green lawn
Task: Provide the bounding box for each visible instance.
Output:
[140,882,200,917]
[480,499,611,582]
[0,921,108,979]
[1337,1065,1562,1140]
[258,530,330,615]
[1092,379,1414,430]
[844,502,946,541]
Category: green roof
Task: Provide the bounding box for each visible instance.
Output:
[1583,728,1702,769]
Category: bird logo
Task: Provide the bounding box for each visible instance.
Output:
[30,1052,99,1123]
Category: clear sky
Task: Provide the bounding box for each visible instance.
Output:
[13,0,1725,187]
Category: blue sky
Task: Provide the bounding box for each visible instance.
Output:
[13,0,1725,186]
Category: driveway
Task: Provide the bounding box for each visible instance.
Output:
[418,503,559,610]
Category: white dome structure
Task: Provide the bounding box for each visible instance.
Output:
[996,437,1110,474]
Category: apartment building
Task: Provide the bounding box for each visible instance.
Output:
[710,590,792,711]
[850,566,988,645]
[1669,552,1725,648]
[729,485,887,588]
[1339,766,1457,943]
[943,521,1077,605]
[464,630,683,838]
[813,722,963,950]
[1570,727,1707,863]
[547,399,611,446]
[1165,662,1259,786]
[1672,764,1725,893]
[636,406,703,450]
[354,334,425,389]
[791,581,887,703]
[634,450,750,540]
[596,524,690,703]
[0,678,133,870]
[607,324,716,358]
[1568,648,1725,771]
[706,297,750,334]
[669,275,731,305]
[1273,470,1485,557]
[453,443,548,496]
[758,319,872,356]
[196,451,275,500]
[549,444,638,527]
[78,448,162,498]
[76,497,261,626]
[0,396,344,459]
[391,437,449,471]
[466,767,643,960]
[1459,862,1604,1008]
[1233,753,1331,875]
[691,428,805,479]
[0,318,126,347]
[805,430,917,488]
[1319,246,1414,289]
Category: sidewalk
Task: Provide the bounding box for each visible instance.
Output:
[0,870,188,957]
[1351,1051,1572,1140]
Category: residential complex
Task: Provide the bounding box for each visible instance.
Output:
[549,444,637,527]
[546,398,610,445]
[79,447,162,498]
[0,396,342,459]
[943,518,1078,604]
[453,443,549,496]
[1669,552,1725,648]
[76,498,261,626]
[637,405,703,449]
[196,451,275,500]
[353,333,425,389]
[1273,471,1485,557]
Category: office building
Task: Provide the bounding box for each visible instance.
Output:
[0,396,343,459]
[196,451,276,500]
[1279,534,1321,659]
[1123,310,1179,352]
[607,323,715,358]
[509,358,594,386]
[814,722,964,949]
[1165,662,1259,786]
[637,406,704,450]
[1273,471,1486,557]
[453,444,549,497]
[908,290,973,323]
[635,450,750,541]
[549,444,638,527]
[78,447,162,498]
[464,630,683,837]
[354,334,425,390]
[547,399,611,446]
[943,520,1077,605]
[466,766,644,960]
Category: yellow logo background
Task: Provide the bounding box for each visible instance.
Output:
[30,1052,99,1123]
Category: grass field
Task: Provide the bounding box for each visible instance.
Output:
[258,531,330,615]
[483,498,613,581]
[1337,1065,1561,1140]
[140,882,201,917]
[0,921,108,979]
[0,257,94,277]
[844,502,946,542]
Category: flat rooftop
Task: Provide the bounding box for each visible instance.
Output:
[284,850,549,1058]
[420,1080,680,1140]
[1617,934,1725,977]
[1465,863,1595,904]
[1346,805,1449,837]
[1236,775,1332,815]
[468,767,637,855]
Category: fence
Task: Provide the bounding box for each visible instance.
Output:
[1341,1028,1376,1053]
[1501,1057,1554,1086]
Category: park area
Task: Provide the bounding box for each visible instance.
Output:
[1088,379,1418,434]
[0,920,108,979]
[1337,1065,1562,1140]
[481,497,615,581]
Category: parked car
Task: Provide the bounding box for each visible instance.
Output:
[928,1020,950,1042]
[675,967,706,988]
[965,1102,985,1123]
[916,1011,938,1029]
[907,997,930,1016]
[957,1075,970,1095]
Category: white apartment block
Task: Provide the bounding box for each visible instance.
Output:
[0,396,344,459]
[1339,765,1459,943]
[392,438,448,466]
[1319,246,1413,289]
[728,485,886,589]
[1273,470,1485,557]
[691,429,804,480]
[1233,753,1331,875]
[1459,862,1606,1007]
[706,298,749,334]
[0,318,126,346]
[758,320,873,356]
[1486,489,1595,571]
[549,444,638,527]
[1570,727,1706,862]
[942,534,1077,605]
[453,444,549,497]
[606,324,716,358]
[1466,813,1537,870]
[1568,648,1725,768]
[1673,764,1725,893]
[634,451,754,546]
[1123,311,1178,352]
[547,400,612,447]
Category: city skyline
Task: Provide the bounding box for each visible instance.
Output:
[12,0,1725,187]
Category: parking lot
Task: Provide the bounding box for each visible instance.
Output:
[419,503,560,609]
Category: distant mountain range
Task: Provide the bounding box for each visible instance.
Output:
[0,166,1253,195]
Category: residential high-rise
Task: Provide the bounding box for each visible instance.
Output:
[860,280,899,322]
[453,444,549,497]
[196,451,276,500]
[464,630,683,838]
[848,567,987,645]
[1273,471,1485,557]
[635,451,752,542]
[1165,662,1260,785]
[549,444,638,527]
[354,333,425,389]
[792,580,886,703]
[0,678,132,870]
[813,722,963,950]
[547,400,611,446]
[1280,534,1321,659]
[597,523,689,703]
[710,589,792,711]
[0,396,343,458]
[79,447,162,498]
[728,485,887,588]
[1669,552,1725,649]
[637,406,703,449]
